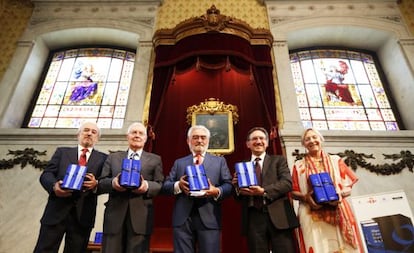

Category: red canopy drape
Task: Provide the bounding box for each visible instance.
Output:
[146,32,281,253]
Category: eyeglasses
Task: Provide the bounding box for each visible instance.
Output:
[249,136,266,141]
[192,135,207,140]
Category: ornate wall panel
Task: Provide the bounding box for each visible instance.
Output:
[399,0,414,36]
[156,0,269,30]
[0,0,33,80]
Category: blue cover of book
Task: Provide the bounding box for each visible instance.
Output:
[62,164,87,191]
[309,173,329,203]
[186,165,201,191]
[120,158,141,188]
[319,172,339,201]
[186,165,209,191]
[360,220,385,253]
[235,162,258,188]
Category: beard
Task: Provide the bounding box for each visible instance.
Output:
[190,143,209,153]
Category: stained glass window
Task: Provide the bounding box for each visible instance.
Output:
[290,49,399,131]
[26,47,135,129]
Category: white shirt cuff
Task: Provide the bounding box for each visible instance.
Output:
[173,181,182,195]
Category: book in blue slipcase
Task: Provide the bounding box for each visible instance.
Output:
[120,158,141,188]
[309,173,329,203]
[94,232,103,244]
[194,165,209,190]
[61,164,87,191]
[186,165,209,191]
[235,162,258,188]
[319,172,339,202]
[186,165,200,191]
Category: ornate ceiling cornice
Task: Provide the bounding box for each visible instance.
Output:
[153,5,273,47]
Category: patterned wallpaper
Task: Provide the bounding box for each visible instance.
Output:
[0,0,33,80]
[0,0,413,81]
[155,0,269,29]
[399,0,414,35]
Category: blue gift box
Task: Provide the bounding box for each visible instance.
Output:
[235,162,258,188]
[120,159,141,188]
[186,165,209,191]
[309,172,339,204]
[61,164,87,191]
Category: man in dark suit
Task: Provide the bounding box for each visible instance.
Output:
[162,125,233,253]
[98,122,164,253]
[34,121,107,253]
[232,127,299,253]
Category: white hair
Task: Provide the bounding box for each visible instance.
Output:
[187,125,211,139]
[127,122,147,136]
[301,127,325,146]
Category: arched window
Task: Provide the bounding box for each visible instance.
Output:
[25,47,135,129]
[290,48,400,130]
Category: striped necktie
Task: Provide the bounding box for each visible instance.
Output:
[130,152,139,160]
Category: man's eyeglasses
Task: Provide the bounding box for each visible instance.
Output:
[192,135,207,140]
[249,136,266,141]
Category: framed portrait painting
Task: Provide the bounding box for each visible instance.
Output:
[191,111,234,154]
[187,98,238,155]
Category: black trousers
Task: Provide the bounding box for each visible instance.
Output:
[34,208,91,253]
[247,207,295,253]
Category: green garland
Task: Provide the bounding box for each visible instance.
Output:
[0,148,48,170]
[292,149,414,175]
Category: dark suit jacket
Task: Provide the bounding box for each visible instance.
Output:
[98,150,164,235]
[162,153,233,229]
[239,154,299,235]
[39,147,107,228]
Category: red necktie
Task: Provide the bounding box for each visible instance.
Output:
[195,154,203,165]
[79,148,88,166]
[254,157,263,209]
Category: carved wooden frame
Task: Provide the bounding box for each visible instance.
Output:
[187,98,238,155]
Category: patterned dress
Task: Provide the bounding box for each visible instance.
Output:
[292,151,364,253]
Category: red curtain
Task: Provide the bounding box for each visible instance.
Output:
[147,33,281,253]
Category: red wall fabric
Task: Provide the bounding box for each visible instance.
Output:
[147,33,280,253]
[152,67,268,253]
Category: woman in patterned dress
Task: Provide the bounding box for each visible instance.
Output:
[291,128,364,253]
